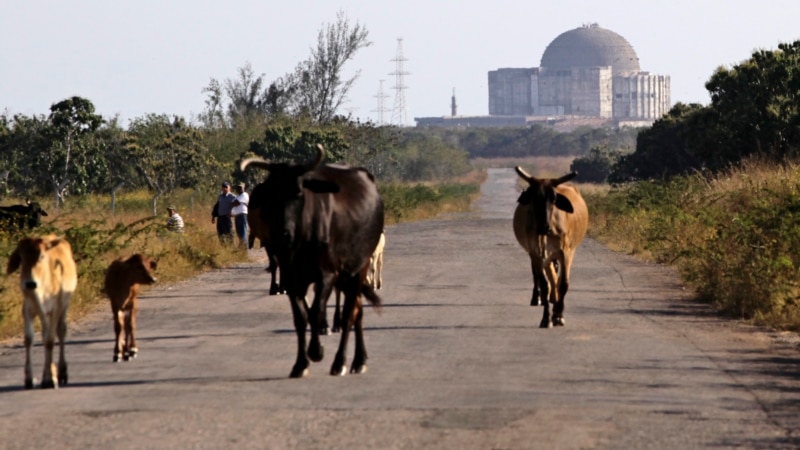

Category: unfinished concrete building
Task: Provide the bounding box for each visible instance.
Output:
[488,23,670,122]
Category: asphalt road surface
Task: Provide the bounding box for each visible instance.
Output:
[1,168,799,449]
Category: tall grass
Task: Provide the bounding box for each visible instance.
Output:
[585,158,800,330]
[0,174,483,341]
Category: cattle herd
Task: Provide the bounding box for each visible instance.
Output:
[4,146,588,389]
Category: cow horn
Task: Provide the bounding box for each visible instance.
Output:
[555,172,578,186]
[304,144,325,172]
[515,166,535,182]
[239,157,272,172]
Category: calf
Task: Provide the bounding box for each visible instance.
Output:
[332,231,386,333]
[366,231,386,290]
[513,167,588,328]
[7,235,77,389]
[104,254,158,362]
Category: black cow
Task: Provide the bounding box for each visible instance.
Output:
[246,181,284,295]
[0,201,49,231]
[240,144,384,378]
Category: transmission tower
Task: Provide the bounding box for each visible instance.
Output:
[390,38,410,126]
[372,79,391,125]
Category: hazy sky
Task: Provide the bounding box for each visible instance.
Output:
[2,1,799,126]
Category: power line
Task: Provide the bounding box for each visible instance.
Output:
[372,79,391,125]
[390,38,410,126]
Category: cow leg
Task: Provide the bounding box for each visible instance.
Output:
[308,279,333,361]
[113,309,124,362]
[376,252,383,290]
[57,306,69,386]
[288,294,311,378]
[350,300,368,374]
[23,303,35,389]
[40,312,57,389]
[331,289,343,333]
[126,305,138,360]
[553,251,573,327]
[331,279,359,376]
[529,253,547,306]
[266,250,281,295]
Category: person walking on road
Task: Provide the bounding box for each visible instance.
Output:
[212,181,236,243]
[231,182,249,248]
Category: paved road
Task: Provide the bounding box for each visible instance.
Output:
[1,168,799,449]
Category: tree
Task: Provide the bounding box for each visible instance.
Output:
[283,11,371,122]
[124,115,215,214]
[39,96,104,207]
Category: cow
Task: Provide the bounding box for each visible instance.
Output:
[0,201,49,231]
[247,181,284,295]
[6,235,77,389]
[240,144,384,378]
[366,231,386,290]
[512,167,588,328]
[332,230,386,333]
[103,254,158,362]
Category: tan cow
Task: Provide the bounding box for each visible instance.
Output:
[104,254,158,362]
[7,235,77,389]
[365,231,386,290]
[513,167,588,328]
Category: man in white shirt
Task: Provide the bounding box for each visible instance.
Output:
[231,183,249,248]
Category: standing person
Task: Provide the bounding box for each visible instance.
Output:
[211,181,235,243]
[231,182,249,248]
[166,205,184,233]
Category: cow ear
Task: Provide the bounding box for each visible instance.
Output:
[303,179,341,193]
[517,189,533,205]
[6,248,20,274]
[554,194,574,213]
[45,238,62,250]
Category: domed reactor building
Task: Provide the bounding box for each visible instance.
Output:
[416,24,670,129]
[489,23,670,124]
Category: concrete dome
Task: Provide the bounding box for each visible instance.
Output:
[540,24,640,75]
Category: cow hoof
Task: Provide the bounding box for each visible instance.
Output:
[25,379,34,390]
[129,348,138,358]
[350,364,367,375]
[530,299,542,306]
[539,319,552,329]
[113,354,121,363]
[58,372,68,386]
[269,287,279,296]
[289,365,310,378]
[40,379,56,389]
[320,326,331,336]
[553,317,566,327]
[330,365,347,376]
[123,354,130,362]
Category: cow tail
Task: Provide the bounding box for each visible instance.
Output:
[360,283,382,312]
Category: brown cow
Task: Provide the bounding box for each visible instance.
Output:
[7,235,77,389]
[104,254,158,362]
[513,167,588,328]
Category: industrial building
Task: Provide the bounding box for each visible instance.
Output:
[415,23,670,130]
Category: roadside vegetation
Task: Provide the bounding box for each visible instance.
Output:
[585,41,800,331]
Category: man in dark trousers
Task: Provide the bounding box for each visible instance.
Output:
[211,181,236,243]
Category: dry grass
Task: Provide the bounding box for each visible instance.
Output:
[585,157,800,330]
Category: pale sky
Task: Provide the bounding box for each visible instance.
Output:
[2,1,799,127]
